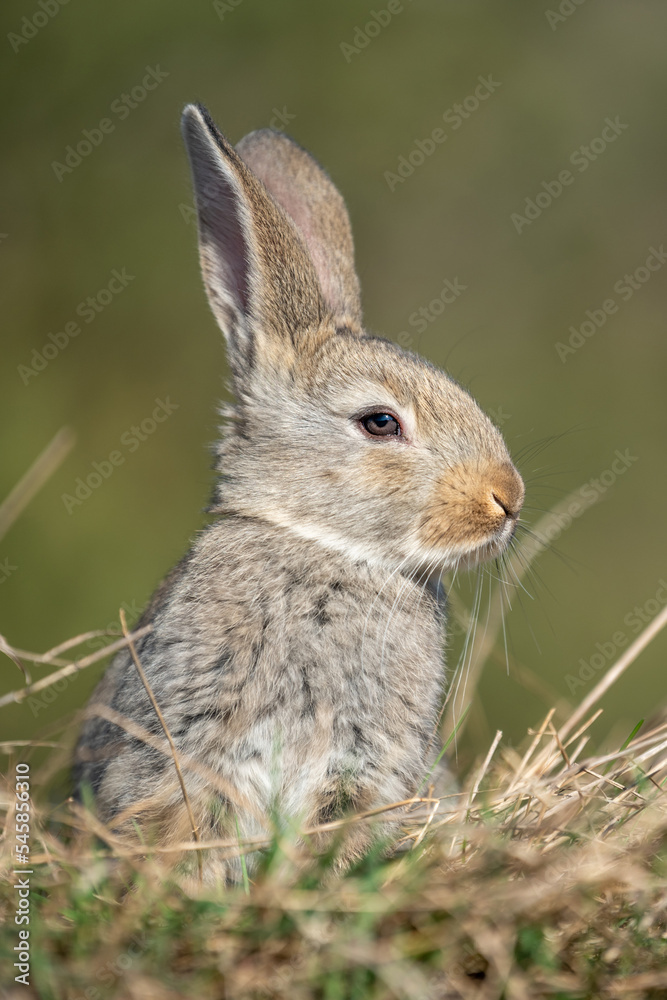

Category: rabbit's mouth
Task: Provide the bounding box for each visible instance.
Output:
[457,516,519,569]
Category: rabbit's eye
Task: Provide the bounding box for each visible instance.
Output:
[360,413,402,437]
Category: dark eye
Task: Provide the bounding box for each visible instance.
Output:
[360,412,402,437]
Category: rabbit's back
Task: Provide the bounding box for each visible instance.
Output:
[75,516,445,840]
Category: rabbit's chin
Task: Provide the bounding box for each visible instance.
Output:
[465,522,517,567]
[416,519,517,577]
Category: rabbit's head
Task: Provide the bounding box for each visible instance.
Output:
[182,105,524,576]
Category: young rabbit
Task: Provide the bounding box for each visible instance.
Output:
[74,104,524,882]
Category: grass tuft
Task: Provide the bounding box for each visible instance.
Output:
[2,681,667,998]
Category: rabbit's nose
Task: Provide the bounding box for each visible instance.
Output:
[488,464,524,520]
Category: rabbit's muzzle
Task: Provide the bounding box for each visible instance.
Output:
[417,459,524,563]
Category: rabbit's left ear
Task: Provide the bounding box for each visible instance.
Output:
[236,128,362,328]
[182,104,327,377]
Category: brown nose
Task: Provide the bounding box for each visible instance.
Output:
[489,464,524,520]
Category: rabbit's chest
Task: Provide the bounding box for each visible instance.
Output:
[295,574,445,719]
[163,551,447,815]
[256,588,445,812]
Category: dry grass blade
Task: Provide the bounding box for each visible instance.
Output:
[0,740,61,751]
[0,631,30,684]
[91,796,445,858]
[558,602,667,741]
[0,627,153,708]
[83,701,264,821]
[119,608,203,882]
[0,426,75,541]
[16,629,128,665]
[467,729,503,810]
[507,708,555,793]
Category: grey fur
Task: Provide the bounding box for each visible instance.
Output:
[74,104,524,882]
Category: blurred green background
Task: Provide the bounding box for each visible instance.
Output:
[2,0,666,777]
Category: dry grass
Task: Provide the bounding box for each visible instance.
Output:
[1,437,667,999]
[2,622,667,999]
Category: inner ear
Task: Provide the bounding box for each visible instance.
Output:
[186,112,252,341]
[236,129,363,329]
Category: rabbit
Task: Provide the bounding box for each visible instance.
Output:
[74,103,524,883]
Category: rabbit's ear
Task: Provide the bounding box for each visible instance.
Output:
[236,128,362,328]
[181,104,326,375]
